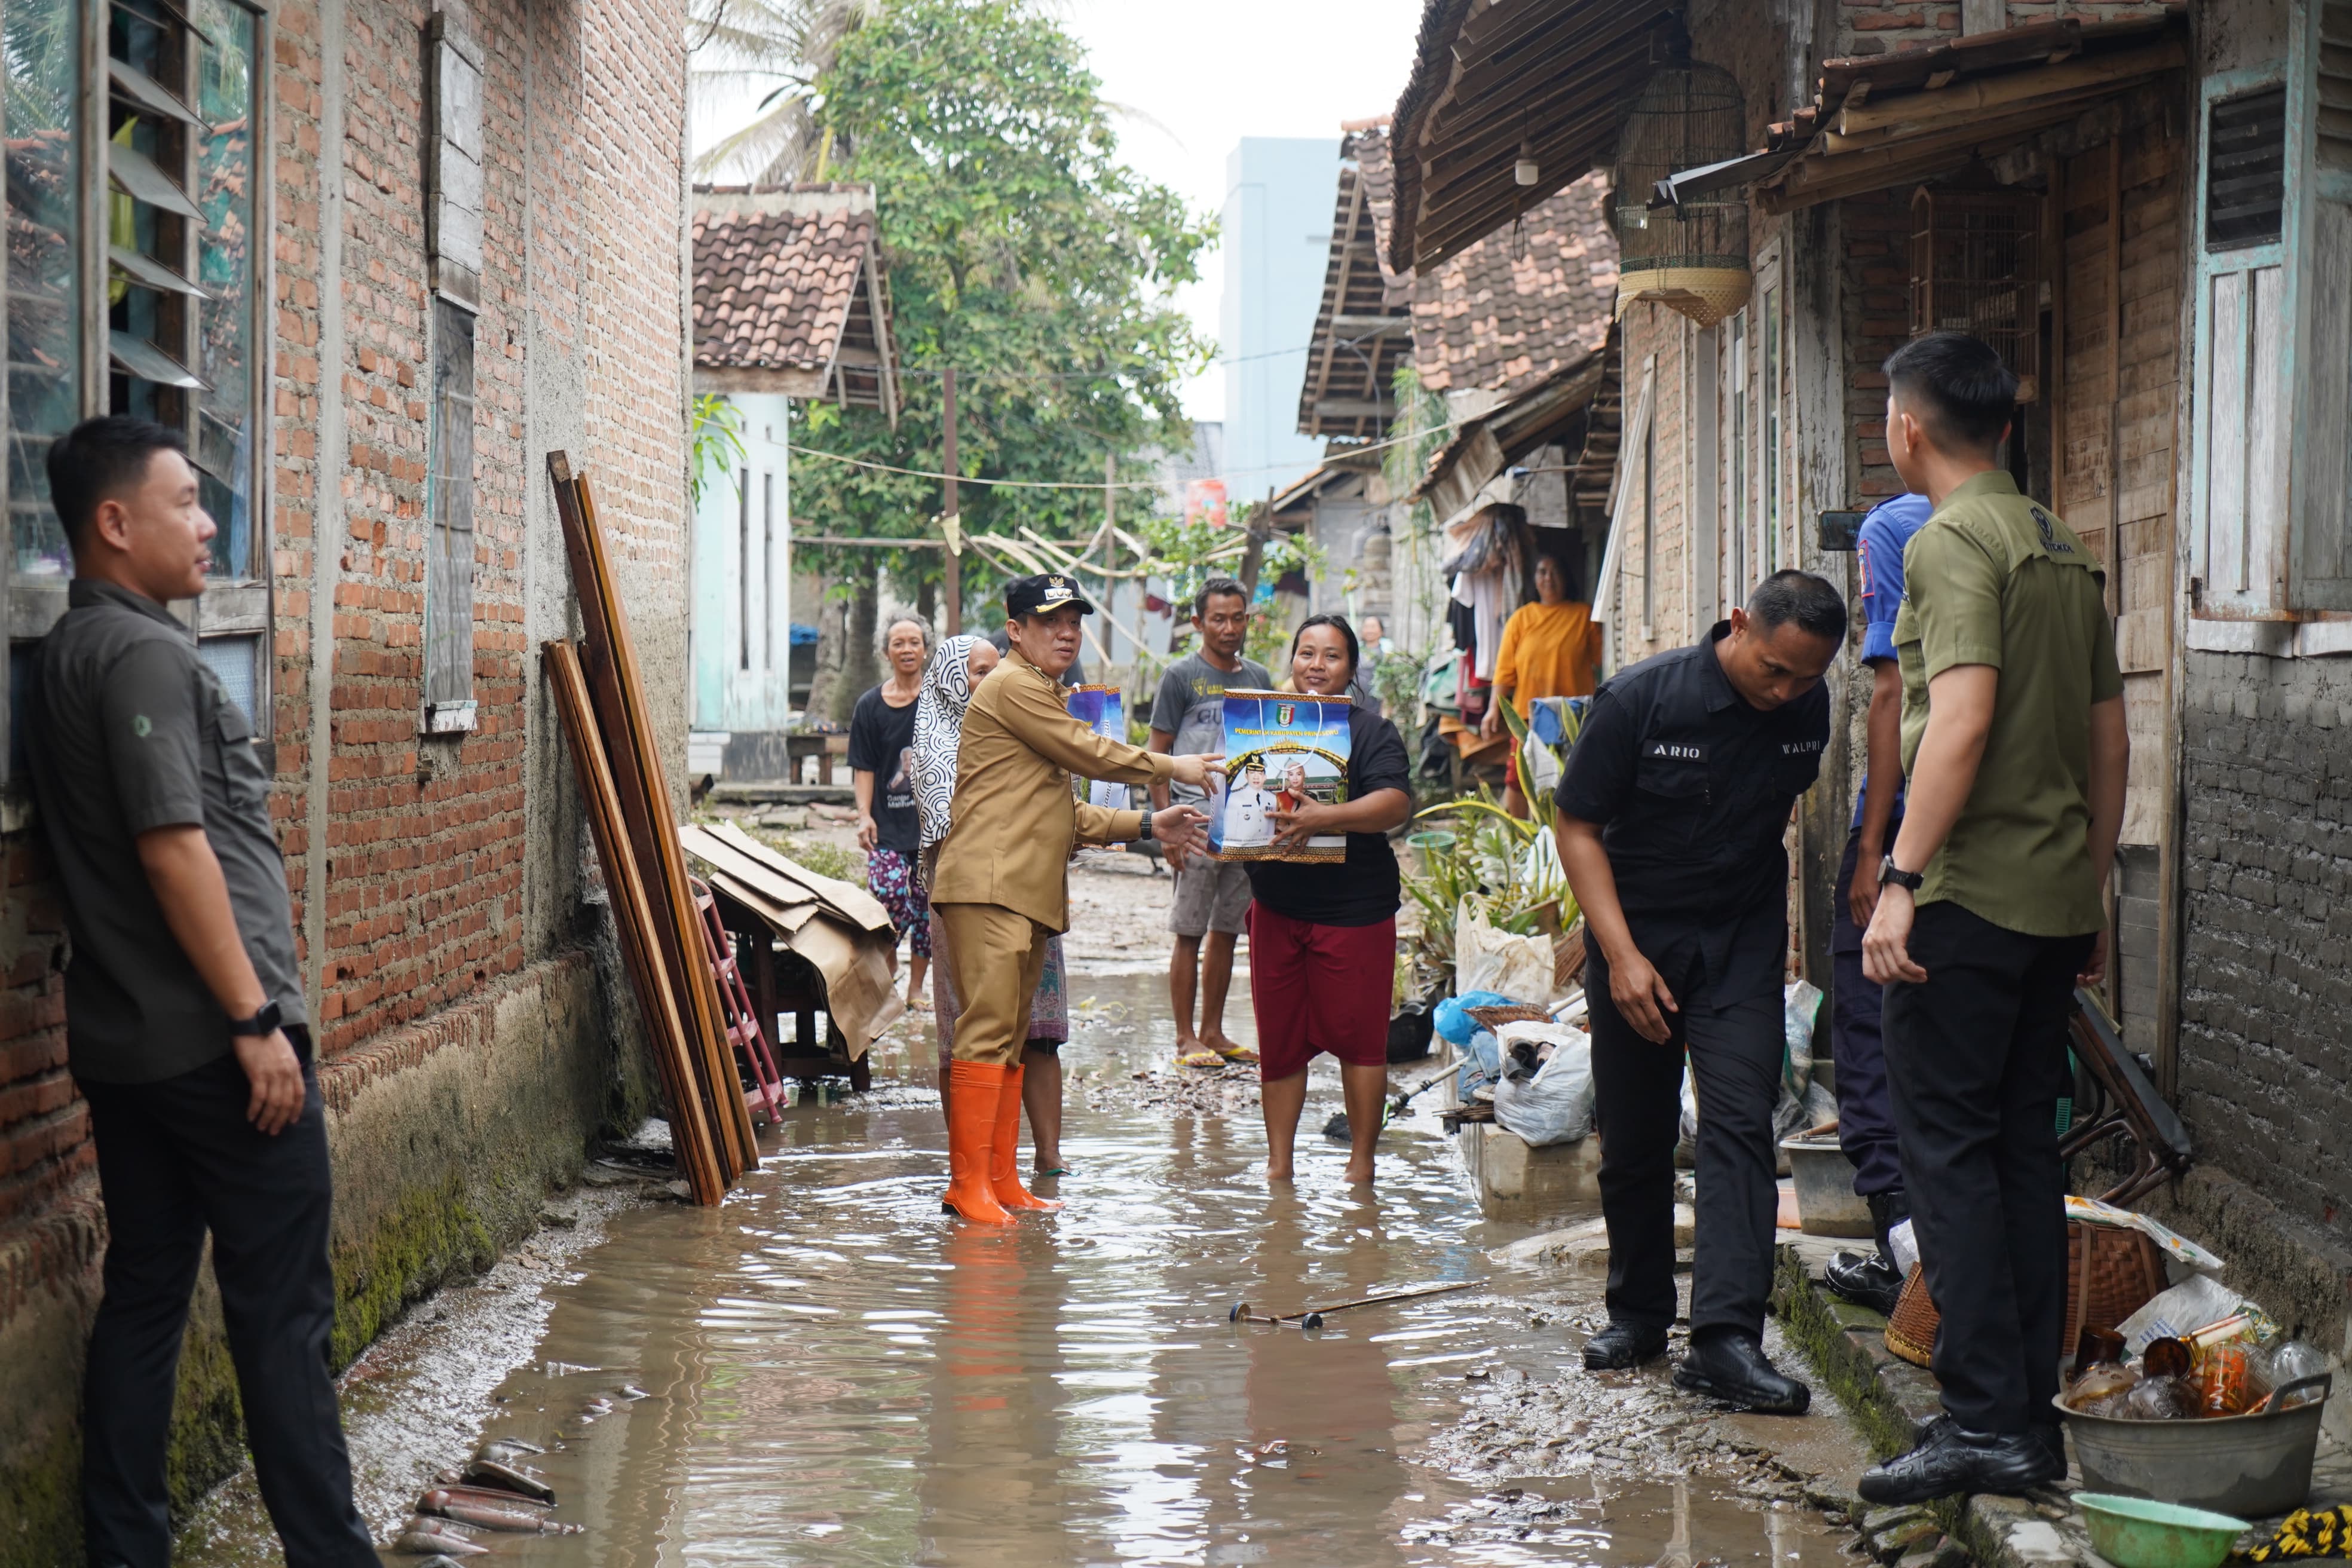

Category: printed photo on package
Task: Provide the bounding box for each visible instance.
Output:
[1067,685,1130,814]
[1206,689,1350,864]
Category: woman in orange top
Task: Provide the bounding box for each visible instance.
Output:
[1482,552,1603,817]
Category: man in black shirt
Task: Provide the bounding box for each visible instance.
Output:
[1553,570,1845,1414]
[27,418,376,1566]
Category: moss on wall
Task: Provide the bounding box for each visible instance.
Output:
[328,1176,497,1368]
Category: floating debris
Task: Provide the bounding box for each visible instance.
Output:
[391,1517,487,1556]
[421,1489,584,1535]
[463,1451,556,1504]
[543,1360,602,1376]
[615,1384,650,1401]
[424,1479,552,1514]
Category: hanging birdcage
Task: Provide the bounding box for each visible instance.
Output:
[1611,63,1751,327]
[1909,187,2042,400]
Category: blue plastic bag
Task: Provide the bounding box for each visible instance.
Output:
[1434,990,1513,1045]
[1455,1028,1502,1102]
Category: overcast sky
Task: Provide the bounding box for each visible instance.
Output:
[1057,1,1429,420]
[692,2,1431,422]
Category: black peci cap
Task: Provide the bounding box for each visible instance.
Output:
[1004,572,1097,618]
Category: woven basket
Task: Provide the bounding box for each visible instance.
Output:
[1882,1220,2170,1370]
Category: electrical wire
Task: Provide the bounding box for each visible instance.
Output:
[783,409,1463,493]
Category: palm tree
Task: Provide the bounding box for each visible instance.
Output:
[688,0,881,182]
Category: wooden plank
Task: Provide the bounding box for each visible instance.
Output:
[575,468,761,1173]
[548,456,754,1179]
[545,641,725,1205]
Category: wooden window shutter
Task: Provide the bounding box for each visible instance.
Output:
[2289,3,2352,610]
[2190,76,2293,620]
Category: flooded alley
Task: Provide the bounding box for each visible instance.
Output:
[177,865,1866,1568]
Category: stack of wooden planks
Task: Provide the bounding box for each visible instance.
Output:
[677,822,906,1060]
[543,454,757,1205]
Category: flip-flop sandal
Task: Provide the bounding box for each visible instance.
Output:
[1038,1166,1068,1179]
[1213,1045,1260,1066]
[1175,1048,1225,1070]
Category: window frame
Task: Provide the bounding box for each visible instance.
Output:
[4,0,277,759]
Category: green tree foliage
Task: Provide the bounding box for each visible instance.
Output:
[790,0,1214,610]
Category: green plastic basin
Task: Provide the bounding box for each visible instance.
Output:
[2074,1492,2248,1568]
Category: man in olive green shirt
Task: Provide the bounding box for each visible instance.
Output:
[1856,334,2129,1507]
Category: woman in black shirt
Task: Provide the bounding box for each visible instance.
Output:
[849,615,933,1008]
[1247,614,1414,1184]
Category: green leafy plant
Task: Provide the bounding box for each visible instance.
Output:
[689,393,748,505]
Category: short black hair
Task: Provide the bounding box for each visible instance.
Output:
[1883,332,2017,454]
[1747,569,1847,643]
[45,416,189,552]
[1289,612,1360,677]
[1194,577,1247,617]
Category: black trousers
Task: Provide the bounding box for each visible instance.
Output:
[76,1030,376,1568]
[1829,827,1904,1198]
[1882,901,2093,1436]
[1588,950,1785,1339]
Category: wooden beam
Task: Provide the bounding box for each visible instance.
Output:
[1313,398,1396,419]
[1830,40,2184,136]
[1330,314,1411,335]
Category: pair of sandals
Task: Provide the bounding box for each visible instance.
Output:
[1174,1042,1259,1070]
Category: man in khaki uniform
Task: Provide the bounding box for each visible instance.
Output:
[932,574,1218,1223]
[1857,333,2127,1505]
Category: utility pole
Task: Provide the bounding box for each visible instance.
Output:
[941,366,960,635]
[1239,485,1274,598]
[1103,452,1117,659]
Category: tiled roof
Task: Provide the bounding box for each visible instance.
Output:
[691,184,896,413]
[1355,131,1618,404]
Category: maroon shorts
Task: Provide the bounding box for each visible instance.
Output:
[1245,903,1397,1081]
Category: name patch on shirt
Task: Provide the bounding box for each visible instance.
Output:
[1645,742,1706,762]
[1780,740,1823,756]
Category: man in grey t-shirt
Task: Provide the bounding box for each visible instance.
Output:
[26,418,375,1567]
[1148,578,1268,1067]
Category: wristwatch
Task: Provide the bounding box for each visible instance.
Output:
[1134,810,1154,842]
[227,1000,281,1039]
[1877,855,1925,893]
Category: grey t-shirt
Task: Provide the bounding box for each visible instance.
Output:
[29,579,307,1083]
[1149,651,1272,803]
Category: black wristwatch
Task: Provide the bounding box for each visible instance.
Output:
[227,1000,281,1039]
[1877,855,1925,893]
[1134,809,1154,842]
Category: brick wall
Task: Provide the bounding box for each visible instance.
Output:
[2178,653,2352,1244]
[0,0,688,1523]
[1618,302,1697,662]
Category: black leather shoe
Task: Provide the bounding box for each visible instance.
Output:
[1858,1426,2065,1505]
[1672,1332,1811,1414]
[1582,1320,1670,1370]
[1824,1250,1906,1315]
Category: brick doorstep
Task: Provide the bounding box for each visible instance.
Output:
[1773,1242,2352,1568]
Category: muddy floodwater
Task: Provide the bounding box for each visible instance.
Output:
[178,864,1865,1568]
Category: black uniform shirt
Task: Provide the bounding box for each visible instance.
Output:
[1553,621,1829,1004]
[27,578,307,1083]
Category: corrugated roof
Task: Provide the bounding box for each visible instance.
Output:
[691,183,898,417]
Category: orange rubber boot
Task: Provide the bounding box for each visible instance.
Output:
[992,1064,1061,1211]
[942,1061,1013,1224]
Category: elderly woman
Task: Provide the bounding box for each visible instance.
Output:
[907,634,1077,1185]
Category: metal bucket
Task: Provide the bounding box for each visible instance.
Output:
[1780,1135,1872,1238]
[2056,1374,2333,1518]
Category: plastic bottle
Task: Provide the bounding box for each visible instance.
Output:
[2199,1345,2253,1416]
[2125,1375,2200,1420]
[2262,1340,2331,1408]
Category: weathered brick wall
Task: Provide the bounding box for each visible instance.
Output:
[2178,652,2352,1244]
[1617,302,1696,663]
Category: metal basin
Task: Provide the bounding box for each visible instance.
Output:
[2056,1374,2332,1518]
[1780,1136,1871,1238]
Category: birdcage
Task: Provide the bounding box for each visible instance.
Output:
[1610,63,1750,327]
[1909,187,2042,400]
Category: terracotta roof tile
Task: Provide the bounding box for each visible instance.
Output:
[691,195,877,374]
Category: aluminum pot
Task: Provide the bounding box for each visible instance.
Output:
[1780,1136,1872,1238]
[2056,1374,2332,1519]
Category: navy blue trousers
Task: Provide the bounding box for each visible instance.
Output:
[1829,827,1905,1198]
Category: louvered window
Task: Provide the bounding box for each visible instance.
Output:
[2204,88,2286,249]
[3,0,271,768]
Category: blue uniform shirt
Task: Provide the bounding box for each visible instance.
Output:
[1851,492,1933,831]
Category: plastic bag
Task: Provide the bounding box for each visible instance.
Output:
[1783,980,1821,1100]
[2117,1275,2247,1356]
[1434,990,1513,1046]
[1519,824,1566,903]
[1454,1029,1502,1103]
[1454,897,1552,1003]
[1493,1025,1595,1146]
[2065,1195,2228,1276]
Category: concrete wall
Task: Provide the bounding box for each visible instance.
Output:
[690,391,797,736]
[0,0,691,1551]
